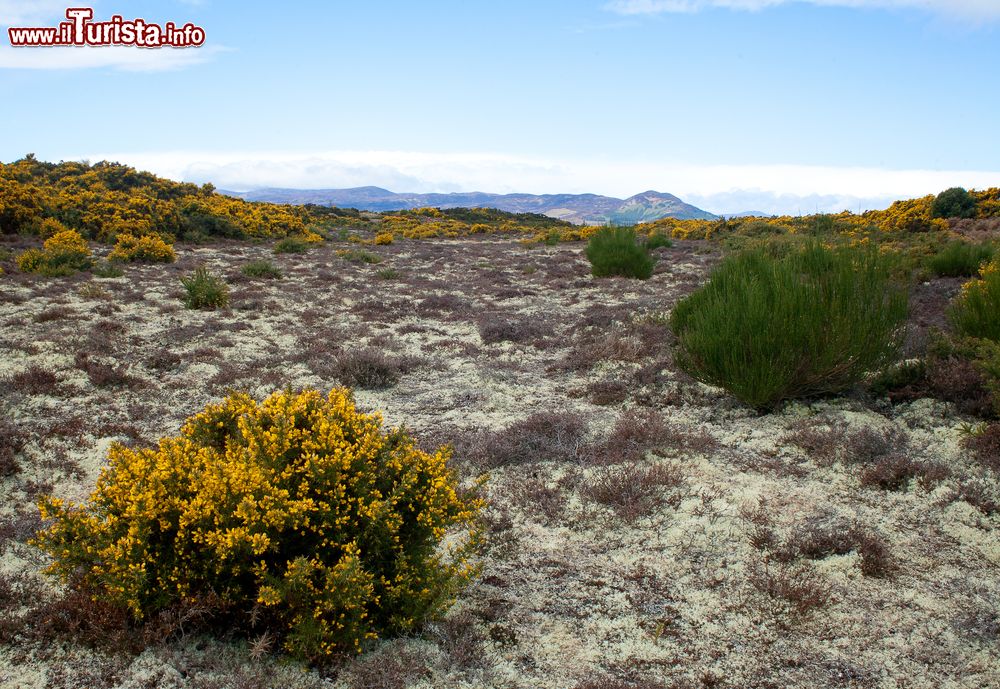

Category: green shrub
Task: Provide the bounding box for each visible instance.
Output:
[644,232,673,250]
[338,248,382,264]
[810,214,837,235]
[928,241,994,277]
[375,267,400,280]
[932,187,977,219]
[274,237,309,254]
[869,360,927,399]
[181,266,229,309]
[585,226,655,279]
[738,220,789,237]
[951,259,1000,342]
[671,242,908,410]
[241,259,283,279]
[33,388,482,661]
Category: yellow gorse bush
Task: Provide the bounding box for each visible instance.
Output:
[35,216,69,238]
[34,388,483,661]
[108,233,177,263]
[43,228,91,258]
[374,231,394,245]
[17,228,92,276]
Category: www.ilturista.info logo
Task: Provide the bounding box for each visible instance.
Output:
[7,7,205,48]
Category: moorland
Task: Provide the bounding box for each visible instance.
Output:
[1,157,999,689]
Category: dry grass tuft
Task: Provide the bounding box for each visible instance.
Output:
[587,379,630,406]
[581,462,684,520]
[964,423,1000,472]
[472,411,590,468]
[7,365,59,395]
[346,644,431,689]
[74,352,140,388]
[324,349,420,389]
[746,557,832,616]
[591,409,718,465]
[0,422,27,477]
[478,317,544,346]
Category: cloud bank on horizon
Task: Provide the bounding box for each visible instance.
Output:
[75,150,1000,216]
[606,0,1000,21]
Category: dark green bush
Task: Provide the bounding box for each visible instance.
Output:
[181,266,229,309]
[274,237,309,254]
[644,232,673,250]
[670,242,909,409]
[180,205,245,240]
[585,226,655,279]
[339,248,382,264]
[928,241,994,277]
[932,187,977,219]
[869,360,927,399]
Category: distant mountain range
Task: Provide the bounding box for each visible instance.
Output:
[221,186,718,225]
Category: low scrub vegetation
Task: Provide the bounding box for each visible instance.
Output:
[181,266,229,309]
[928,240,994,277]
[951,258,1000,341]
[273,236,310,254]
[338,248,383,264]
[644,231,672,250]
[241,258,283,279]
[585,226,655,279]
[671,242,908,409]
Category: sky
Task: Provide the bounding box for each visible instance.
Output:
[1,0,998,215]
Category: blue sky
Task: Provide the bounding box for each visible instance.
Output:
[2,0,998,214]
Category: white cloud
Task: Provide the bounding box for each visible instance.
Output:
[606,0,1000,22]
[69,149,1000,215]
[0,44,227,72]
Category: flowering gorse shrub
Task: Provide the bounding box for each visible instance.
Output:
[374,232,394,245]
[16,228,92,276]
[35,216,69,238]
[34,388,483,661]
[107,233,177,263]
[44,228,90,257]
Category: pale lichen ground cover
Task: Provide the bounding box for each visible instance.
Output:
[0,235,996,689]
